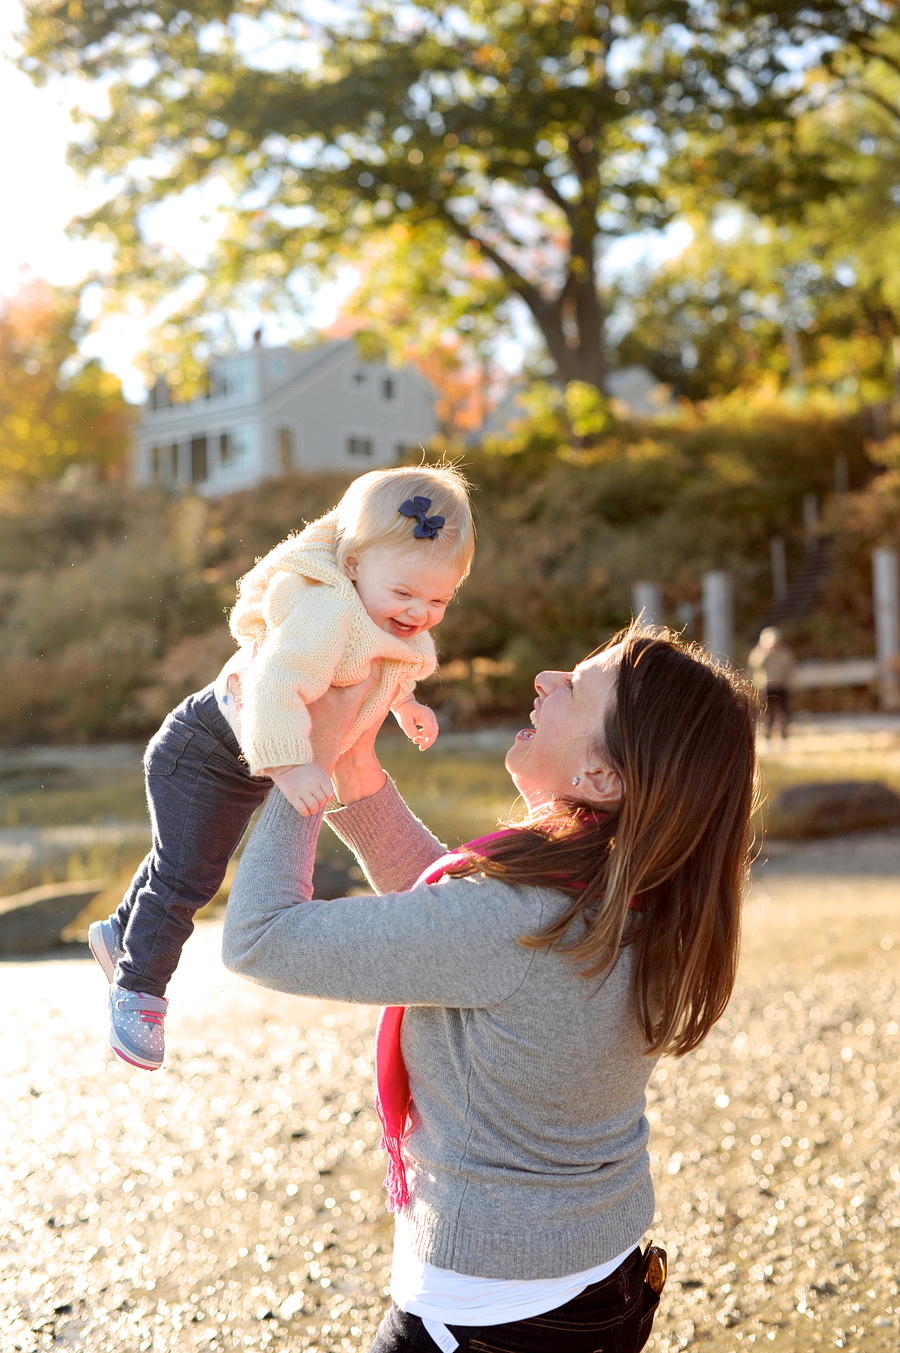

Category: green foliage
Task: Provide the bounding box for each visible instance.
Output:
[487,381,614,461]
[428,397,872,720]
[784,439,900,666]
[0,274,134,483]
[22,0,885,390]
[0,396,881,743]
[614,15,900,401]
[0,473,354,743]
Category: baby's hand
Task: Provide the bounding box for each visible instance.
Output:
[394,699,439,751]
[269,762,334,815]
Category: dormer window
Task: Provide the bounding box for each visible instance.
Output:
[382,376,395,401]
[213,357,251,399]
[269,356,286,380]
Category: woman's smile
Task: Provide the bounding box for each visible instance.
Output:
[506,652,622,808]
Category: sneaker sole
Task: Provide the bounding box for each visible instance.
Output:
[108,1023,163,1071]
[88,921,117,983]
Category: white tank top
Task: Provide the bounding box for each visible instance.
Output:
[391,1212,638,1351]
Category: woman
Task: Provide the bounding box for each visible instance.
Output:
[223,625,758,1353]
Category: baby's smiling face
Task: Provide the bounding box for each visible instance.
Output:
[343,544,462,641]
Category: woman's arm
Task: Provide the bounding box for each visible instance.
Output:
[325,774,446,894]
[315,703,446,891]
[221,789,540,1007]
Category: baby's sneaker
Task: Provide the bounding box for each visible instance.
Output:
[108,983,167,1071]
[88,915,123,983]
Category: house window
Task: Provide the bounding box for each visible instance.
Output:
[219,426,252,471]
[347,436,374,457]
[382,376,396,401]
[278,427,293,469]
[190,436,208,483]
[350,368,368,390]
[151,443,178,481]
[214,357,251,399]
[269,356,287,380]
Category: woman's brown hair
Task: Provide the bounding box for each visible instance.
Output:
[447,623,760,1058]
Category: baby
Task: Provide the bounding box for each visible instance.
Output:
[89,465,475,1071]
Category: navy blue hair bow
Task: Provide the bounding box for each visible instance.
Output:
[398,496,445,540]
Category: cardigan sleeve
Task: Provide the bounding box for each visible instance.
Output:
[324,774,447,893]
[239,573,352,773]
[221,789,542,1008]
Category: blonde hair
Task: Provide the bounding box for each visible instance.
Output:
[333,465,475,579]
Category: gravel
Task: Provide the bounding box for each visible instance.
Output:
[1,853,899,1352]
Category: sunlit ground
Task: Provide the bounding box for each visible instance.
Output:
[1,717,898,1350]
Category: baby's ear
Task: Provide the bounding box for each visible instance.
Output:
[343,553,360,581]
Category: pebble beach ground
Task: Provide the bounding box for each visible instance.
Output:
[2,828,899,1352]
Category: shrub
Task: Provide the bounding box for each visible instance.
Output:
[0,399,884,743]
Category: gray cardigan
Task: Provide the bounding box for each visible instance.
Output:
[222,778,657,1280]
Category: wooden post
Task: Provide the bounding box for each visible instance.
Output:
[802,493,818,544]
[632,581,663,626]
[702,570,733,661]
[872,548,900,710]
[770,536,787,601]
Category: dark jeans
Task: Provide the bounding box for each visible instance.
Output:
[114,685,272,997]
[764,685,791,736]
[368,1247,663,1353]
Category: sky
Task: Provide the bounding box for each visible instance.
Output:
[0,0,154,397]
[0,0,347,401]
[0,0,690,406]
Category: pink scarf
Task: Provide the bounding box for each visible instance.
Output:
[374,831,510,1214]
[373,822,640,1213]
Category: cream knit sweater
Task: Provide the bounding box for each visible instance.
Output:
[227,513,437,774]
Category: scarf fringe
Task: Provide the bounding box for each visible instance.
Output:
[379,1125,410,1214]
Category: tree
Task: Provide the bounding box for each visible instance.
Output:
[323,219,510,435]
[0,274,133,484]
[18,0,839,393]
[614,8,900,403]
[611,214,892,403]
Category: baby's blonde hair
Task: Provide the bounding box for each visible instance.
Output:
[334,464,475,580]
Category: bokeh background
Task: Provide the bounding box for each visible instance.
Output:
[1,2,900,1350]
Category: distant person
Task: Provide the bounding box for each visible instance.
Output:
[88,465,475,1071]
[223,625,759,1353]
[748,626,795,738]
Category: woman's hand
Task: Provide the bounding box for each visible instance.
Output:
[330,718,388,805]
[306,663,382,776]
[306,664,389,805]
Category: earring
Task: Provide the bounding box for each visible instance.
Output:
[572,776,581,787]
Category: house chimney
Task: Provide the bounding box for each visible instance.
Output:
[253,328,263,347]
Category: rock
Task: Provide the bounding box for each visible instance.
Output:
[0,879,106,955]
[768,780,900,838]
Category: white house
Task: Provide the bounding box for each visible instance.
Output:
[135,337,440,496]
[479,365,676,435]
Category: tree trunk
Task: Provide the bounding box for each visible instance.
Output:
[523,280,607,392]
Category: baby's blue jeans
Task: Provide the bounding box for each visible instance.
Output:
[114,684,272,997]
